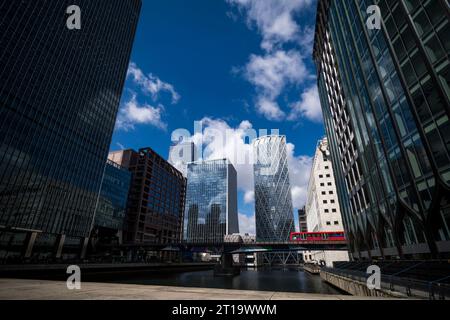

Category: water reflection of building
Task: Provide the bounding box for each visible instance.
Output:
[184,159,239,243]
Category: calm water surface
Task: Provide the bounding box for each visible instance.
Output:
[105,268,345,295]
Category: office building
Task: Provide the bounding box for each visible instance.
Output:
[108,148,186,245]
[313,0,450,259]
[0,0,141,261]
[253,135,295,242]
[298,207,308,233]
[184,159,239,243]
[303,138,349,267]
[168,141,199,177]
[91,160,131,248]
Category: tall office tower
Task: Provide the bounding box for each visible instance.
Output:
[91,160,131,250]
[108,148,186,245]
[298,208,308,233]
[168,141,199,177]
[0,0,141,260]
[314,0,450,260]
[253,135,295,242]
[184,159,239,243]
[303,138,349,267]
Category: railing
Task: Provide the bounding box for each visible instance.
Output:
[321,267,450,300]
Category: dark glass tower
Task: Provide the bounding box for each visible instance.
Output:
[0,0,141,260]
[313,0,450,260]
[92,160,131,246]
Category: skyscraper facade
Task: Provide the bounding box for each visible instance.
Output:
[109,148,186,245]
[0,0,141,261]
[184,159,239,243]
[253,135,295,242]
[314,0,450,259]
[92,160,131,246]
[298,208,308,233]
[303,138,349,267]
[168,141,199,177]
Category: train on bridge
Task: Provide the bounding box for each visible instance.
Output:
[290,231,346,242]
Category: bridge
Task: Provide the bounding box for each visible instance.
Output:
[117,240,348,253]
[102,240,348,276]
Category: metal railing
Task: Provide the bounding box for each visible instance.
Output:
[322,266,450,300]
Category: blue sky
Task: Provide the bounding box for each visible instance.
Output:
[110,0,324,234]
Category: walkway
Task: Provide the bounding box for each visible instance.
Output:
[0,278,396,300]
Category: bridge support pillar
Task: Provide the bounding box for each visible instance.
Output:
[213,253,240,277]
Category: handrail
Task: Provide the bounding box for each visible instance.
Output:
[321,266,450,298]
[390,261,425,277]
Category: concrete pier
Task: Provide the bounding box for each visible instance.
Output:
[0,278,397,300]
[320,270,420,299]
[0,262,215,279]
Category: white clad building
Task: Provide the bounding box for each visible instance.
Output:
[303,138,349,267]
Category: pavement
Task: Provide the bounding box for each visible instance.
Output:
[0,278,396,300]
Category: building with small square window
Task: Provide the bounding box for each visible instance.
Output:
[303,138,349,267]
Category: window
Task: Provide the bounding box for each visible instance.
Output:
[323,200,328,204]
[322,191,326,195]
[325,209,329,213]
[332,209,337,213]
[334,221,339,225]
[328,182,332,186]
[331,200,336,204]
[326,221,331,225]
[329,191,334,195]
[319,174,324,178]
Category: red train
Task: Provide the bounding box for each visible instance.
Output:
[290,231,346,241]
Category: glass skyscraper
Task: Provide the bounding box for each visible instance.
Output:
[314,0,449,259]
[184,159,239,243]
[253,135,295,242]
[0,0,141,261]
[94,160,131,235]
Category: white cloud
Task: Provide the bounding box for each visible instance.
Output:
[116,94,167,131]
[286,142,313,209]
[191,117,312,210]
[288,85,323,123]
[244,190,254,204]
[226,0,313,51]
[127,62,180,104]
[239,212,256,235]
[256,98,285,121]
[244,50,310,121]
[298,25,316,55]
[227,0,319,122]
[116,142,125,150]
[245,50,307,98]
[116,63,180,131]
[192,118,255,193]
